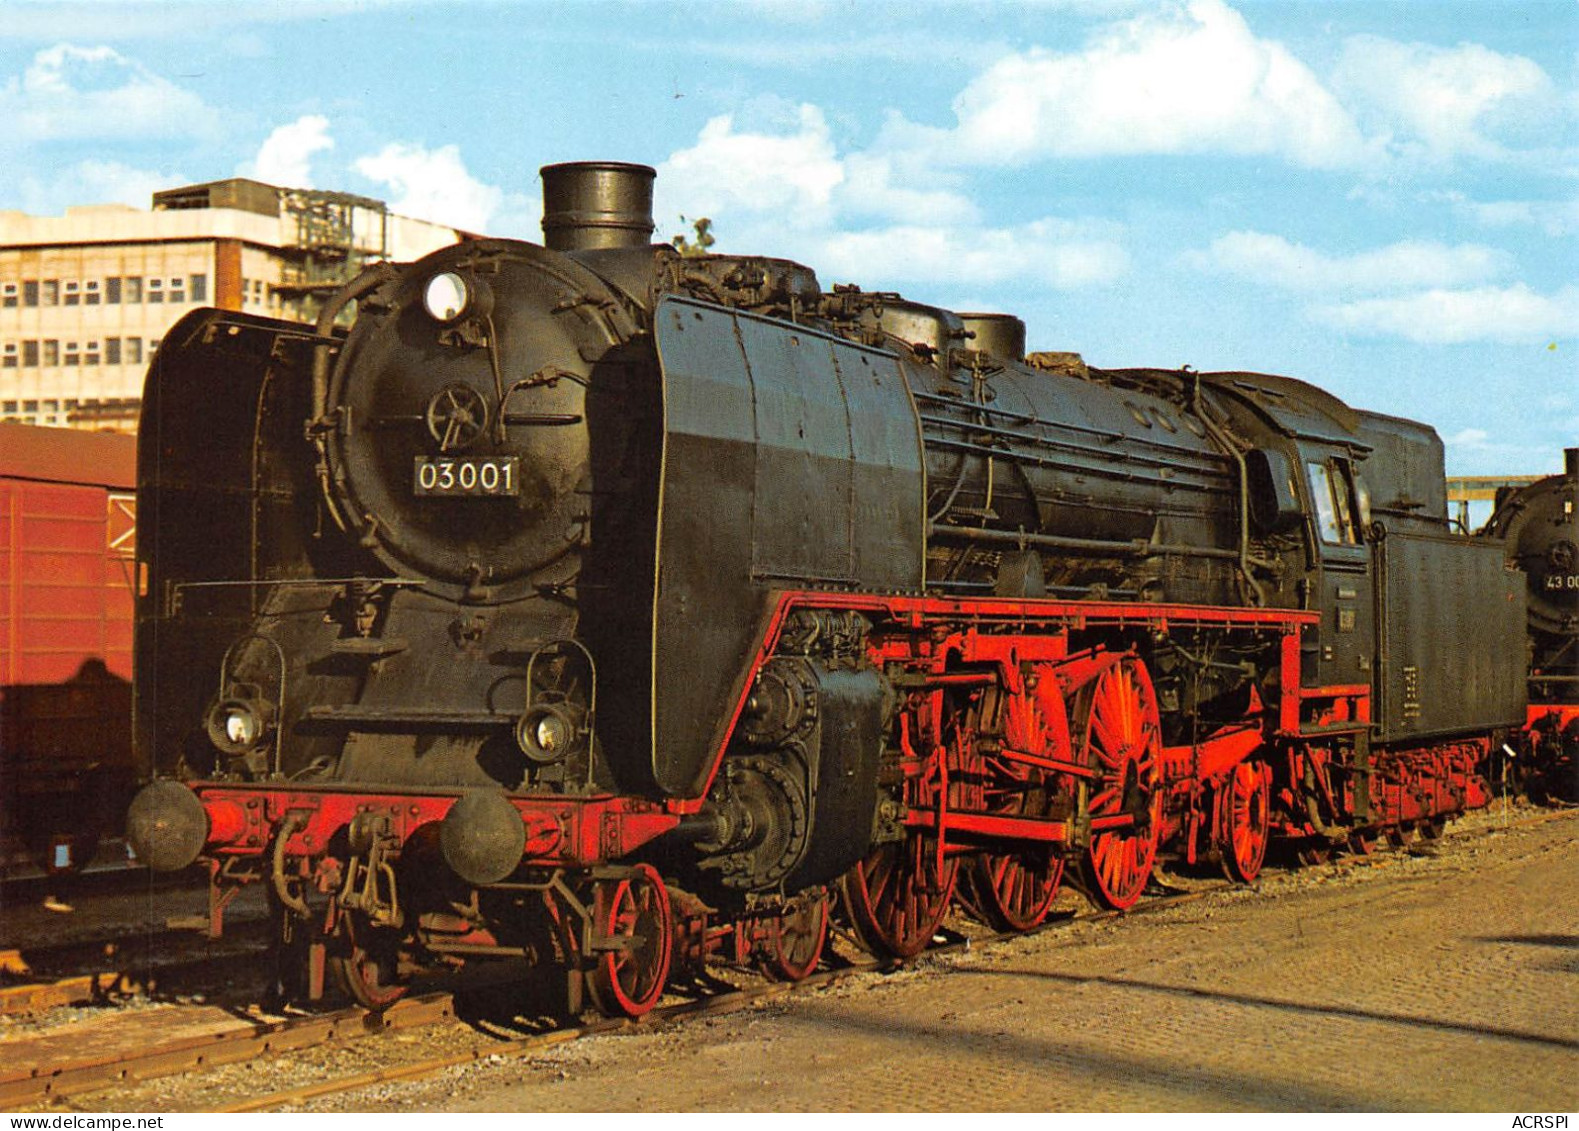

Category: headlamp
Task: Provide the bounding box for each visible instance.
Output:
[515,703,584,765]
[206,697,273,755]
[423,271,473,323]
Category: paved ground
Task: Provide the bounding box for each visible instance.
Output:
[353,809,1579,1112]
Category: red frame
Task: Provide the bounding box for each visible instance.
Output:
[190,785,678,868]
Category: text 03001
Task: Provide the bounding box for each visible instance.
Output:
[413,457,520,497]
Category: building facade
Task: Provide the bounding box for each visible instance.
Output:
[0,179,463,432]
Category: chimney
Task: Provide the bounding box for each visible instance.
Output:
[540,162,656,252]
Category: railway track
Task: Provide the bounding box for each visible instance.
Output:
[5,805,1569,1113]
[0,918,268,1018]
[0,884,1214,1111]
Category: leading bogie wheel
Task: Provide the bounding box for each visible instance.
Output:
[330,913,410,1012]
[755,891,830,982]
[586,863,673,1019]
[1076,656,1162,911]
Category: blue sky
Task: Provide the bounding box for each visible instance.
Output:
[2,0,1575,475]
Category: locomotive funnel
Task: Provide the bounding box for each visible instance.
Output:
[541,161,656,251]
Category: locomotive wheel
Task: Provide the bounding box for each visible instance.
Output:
[1077,657,1162,911]
[1219,760,1271,885]
[971,668,1068,931]
[842,835,959,960]
[754,891,830,982]
[330,914,410,1012]
[1418,816,1447,841]
[973,852,1065,933]
[1347,829,1377,856]
[586,863,673,1019]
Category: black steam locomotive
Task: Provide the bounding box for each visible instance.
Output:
[127,162,1526,1016]
[1485,450,1579,800]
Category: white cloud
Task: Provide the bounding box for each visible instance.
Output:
[14,159,179,213]
[656,102,1128,295]
[1312,284,1579,345]
[816,221,1128,290]
[912,0,1369,169]
[1333,35,1562,162]
[354,142,502,233]
[657,106,846,232]
[0,43,217,143]
[1192,231,1511,294]
[245,114,333,188]
[1430,190,1579,238]
[837,151,979,227]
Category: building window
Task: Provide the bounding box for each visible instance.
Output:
[125,276,143,302]
[64,341,80,366]
[22,341,38,367]
[42,340,58,366]
[106,277,122,304]
[1,344,16,368]
[64,281,80,306]
[85,340,100,366]
[23,400,38,413]
[23,280,39,307]
[42,280,59,306]
[190,274,208,303]
[169,277,186,304]
[1,283,16,308]
[85,280,101,305]
[147,278,163,304]
[1,401,15,414]
[126,338,142,364]
[105,337,121,365]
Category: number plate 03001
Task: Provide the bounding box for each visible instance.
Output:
[413,456,520,497]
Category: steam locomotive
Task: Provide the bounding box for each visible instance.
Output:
[1485,450,1579,800]
[126,162,1526,1017]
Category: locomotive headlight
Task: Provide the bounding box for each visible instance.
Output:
[423,271,472,323]
[535,715,569,753]
[206,697,272,755]
[515,703,584,765]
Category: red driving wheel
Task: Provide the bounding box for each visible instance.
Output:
[842,834,958,960]
[971,666,1068,931]
[1077,657,1162,911]
[1220,759,1271,884]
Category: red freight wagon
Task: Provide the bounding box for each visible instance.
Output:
[0,423,138,874]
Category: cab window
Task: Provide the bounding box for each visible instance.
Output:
[1308,459,1359,545]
